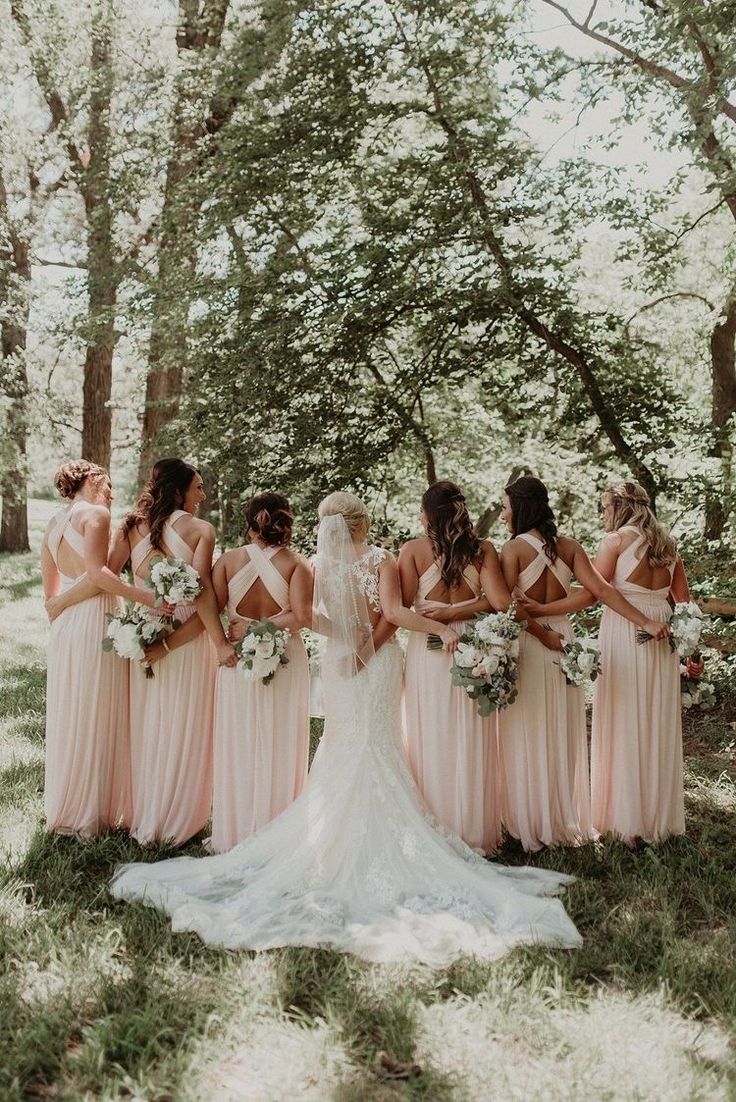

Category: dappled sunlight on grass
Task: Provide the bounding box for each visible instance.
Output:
[418,987,732,1102]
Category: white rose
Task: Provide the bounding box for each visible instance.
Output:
[242,633,259,652]
[114,623,144,660]
[106,619,121,640]
[255,638,275,658]
[454,643,479,669]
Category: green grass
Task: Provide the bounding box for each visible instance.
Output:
[1,508,735,1100]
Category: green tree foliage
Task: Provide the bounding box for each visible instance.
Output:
[180,0,687,534]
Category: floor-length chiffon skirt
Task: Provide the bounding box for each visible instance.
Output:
[592,598,683,843]
[210,635,309,853]
[129,608,216,845]
[45,593,131,835]
[498,616,591,852]
[403,627,500,853]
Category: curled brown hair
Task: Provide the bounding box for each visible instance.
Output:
[604,480,676,567]
[246,492,293,546]
[123,458,198,551]
[422,481,481,588]
[54,460,107,499]
[505,476,558,562]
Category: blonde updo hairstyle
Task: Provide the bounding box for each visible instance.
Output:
[54,460,108,500]
[318,491,370,538]
[604,480,677,568]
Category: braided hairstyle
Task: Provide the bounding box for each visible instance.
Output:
[422,481,482,589]
[245,492,294,546]
[54,460,107,499]
[505,476,558,562]
[604,480,676,567]
[122,458,199,552]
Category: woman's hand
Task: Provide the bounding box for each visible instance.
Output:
[227,620,247,644]
[686,654,704,680]
[439,626,459,653]
[540,626,565,652]
[145,640,167,667]
[45,596,64,623]
[424,606,455,624]
[641,619,670,641]
[518,594,546,617]
[216,640,237,668]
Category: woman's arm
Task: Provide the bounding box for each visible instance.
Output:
[519,586,595,618]
[480,540,512,612]
[379,555,458,649]
[424,596,492,624]
[41,532,60,601]
[45,574,101,621]
[82,507,160,608]
[670,556,691,603]
[191,525,237,666]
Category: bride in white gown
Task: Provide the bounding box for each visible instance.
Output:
[111,492,582,966]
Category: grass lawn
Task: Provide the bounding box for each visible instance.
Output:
[1,501,735,1101]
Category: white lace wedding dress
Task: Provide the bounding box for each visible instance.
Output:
[111,521,581,966]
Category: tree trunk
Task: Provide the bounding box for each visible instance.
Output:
[137,0,231,484]
[80,8,116,469]
[0,171,31,553]
[705,294,736,539]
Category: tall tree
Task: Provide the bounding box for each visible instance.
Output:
[179,0,679,520]
[539,0,736,534]
[0,168,31,552]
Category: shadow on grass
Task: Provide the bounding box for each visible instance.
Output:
[0,662,47,744]
[450,794,736,1028]
[0,554,41,605]
[0,759,43,808]
[276,948,459,1100]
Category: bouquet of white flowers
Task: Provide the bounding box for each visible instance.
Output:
[236,619,291,685]
[557,636,601,687]
[103,604,178,678]
[429,605,523,717]
[148,556,202,607]
[637,600,704,659]
[680,669,716,710]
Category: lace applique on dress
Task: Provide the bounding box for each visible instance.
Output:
[352,546,386,612]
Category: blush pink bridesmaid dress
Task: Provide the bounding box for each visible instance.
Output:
[498,534,592,852]
[402,561,501,854]
[209,544,309,854]
[128,510,216,845]
[591,526,683,843]
[44,504,131,835]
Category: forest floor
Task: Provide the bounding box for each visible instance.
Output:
[1,501,735,1102]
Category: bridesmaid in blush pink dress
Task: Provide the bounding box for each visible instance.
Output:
[41,461,161,836]
[206,493,312,853]
[399,481,512,854]
[110,459,236,846]
[514,478,677,848]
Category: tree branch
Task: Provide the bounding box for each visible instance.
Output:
[624,291,716,337]
[538,0,736,125]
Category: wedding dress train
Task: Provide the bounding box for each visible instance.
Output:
[112,520,581,966]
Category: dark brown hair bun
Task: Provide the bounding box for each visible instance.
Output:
[54,460,107,500]
[246,492,293,546]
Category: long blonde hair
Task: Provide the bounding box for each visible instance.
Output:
[318,491,370,536]
[604,480,676,568]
